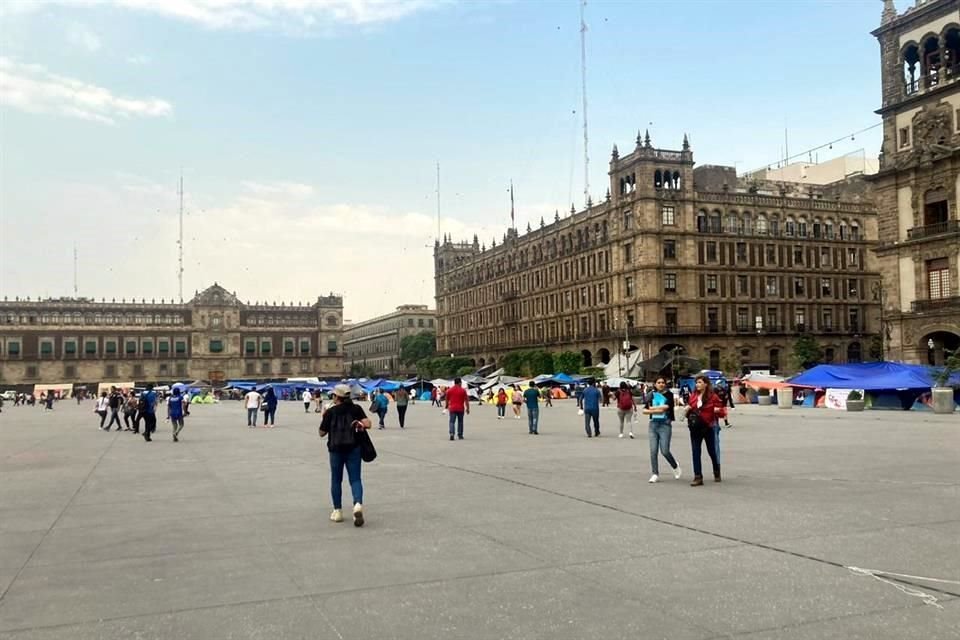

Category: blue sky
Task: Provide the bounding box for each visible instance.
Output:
[0,0,885,321]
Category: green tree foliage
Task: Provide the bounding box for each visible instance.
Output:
[499,350,557,377]
[349,362,376,378]
[554,351,583,375]
[415,356,474,379]
[791,334,823,370]
[868,335,884,361]
[400,331,436,365]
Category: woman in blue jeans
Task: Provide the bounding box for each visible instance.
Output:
[642,377,681,483]
[319,385,371,527]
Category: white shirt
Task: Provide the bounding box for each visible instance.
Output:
[244,391,262,409]
[96,397,109,411]
[302,390,312,402]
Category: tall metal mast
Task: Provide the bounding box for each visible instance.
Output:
[178,171,184,303]
[580,0,590,208]
[73,244,78,295]
[436,161,441,242]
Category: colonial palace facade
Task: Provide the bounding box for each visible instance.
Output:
[0,284,344,387]
[870,0,960,365]
[435,134,881,375]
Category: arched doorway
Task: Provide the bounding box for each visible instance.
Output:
[921,331,960,366]
[846,342,862,363]
[478,358,486,367]
[598,348,611,364]
[581,349,593,367]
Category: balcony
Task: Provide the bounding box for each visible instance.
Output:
[907,220,959,241]
[912,296,960,313]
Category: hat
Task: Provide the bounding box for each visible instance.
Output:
[332,384,351,398]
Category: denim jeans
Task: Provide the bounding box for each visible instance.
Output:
[329,446,363,509]
[713,424,721,464]
[527,406,539,433]
[584,410,599,436]
[448,411,464,437]
[264,406,276,425]
[377,408,387,428]
[397,405,407,428]
[689,423,720,478]
[648,420,678,475]
[247,408,258,426]
[497,404,506,418]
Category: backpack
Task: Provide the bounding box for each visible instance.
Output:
[326,408,358,451]
[617,391,634,411]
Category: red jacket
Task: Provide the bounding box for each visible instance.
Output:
[446,385,468,413]
[688,391,722,426]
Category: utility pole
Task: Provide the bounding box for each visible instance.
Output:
[178,170,184,303]
[73,244,78,296]
[580,0,590,209]
[436,161,441,242]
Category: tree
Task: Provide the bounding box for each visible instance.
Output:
[554,351,583,375]
[790,334,823,371]
[720,352,741,377]
[868,334,884,361]
[400,331,436,366]
[416,355,474,379]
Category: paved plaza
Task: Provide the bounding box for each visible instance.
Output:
[0,399,958,639]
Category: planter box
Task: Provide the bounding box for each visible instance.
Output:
[846,399,865,412]
[777,389,793,409]
[931,387,956,415]
[758,395,772,406]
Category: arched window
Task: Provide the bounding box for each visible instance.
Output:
[672,171,681,190]
[785,216,796,237]
[812,218,822,238]
[725,212,738,234]
[769,215,781,236]
[709,210,722,233]
[902,42,920,94]
[756,213,768,235]
[654,170,663,189]
[797,216,808,238]
[824,218,835,239]
[742,212,753,235]
[850,221,861,241]
[696,210,708,232]
[839,221,849,240]
[922,36,942,88]
[847,342,862,363]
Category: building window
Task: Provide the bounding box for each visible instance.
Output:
[133,364,144,377]
[794,277,805,296]
[125,340,137,354]
[822,309,834,331]
[623,209,633,230]
[84,340,97,355]
[64,364,76,378]
[105,340,117,354]
[825,220,835,239]
[26,365,39,378]
[825,347,835,363]
[661,206,675,226]
[709,349,721,370]
[797,218,808,238]
[848,279,859,297]
[766,245,777,265]
[327,340,338,353]
[847,248,858,267]
[300,360,311,373]
[261,340,271,354]
[64,340,77,355]
[175,340,187,354]
[766,307,778,331]
[326,315,338,327]
[664,273,677,293]
[770,217,780,236]
[665,308,678,332]
[899,126,911,149]
[756,215,768,235]
[260,362,271,374]
[737,307,749,331]
[245,362,256,375]
[736,242,747,262]
[766,276,779,296]
[770,349,780,372]
[175,363,187,376]
[663,239,676,260]
[281,362,292,374]
[209,340,224,353]
[785,219,796,237]
[821,247,831,266]
[737,275,748,296]
[623,243,633,263]
[812,220,822,238]
[706,275,717,294]
[821,278,832,297]
[927,258,950,299]
[707,308,719,332]
[245,340,255,354]
[158,340,169,354]
[105,364,117,377]
[849,308,860,332]
[427,319,434,328]
[624,276,635,298]
[284,340,294,354]
[418,318,425,327]
[41,340,53,355]
[706,242,717,262]
[794,308,806,331]
[793,246,804,265]
[142,341,153,354]
[300,339,311,354]
[8,341,20,355]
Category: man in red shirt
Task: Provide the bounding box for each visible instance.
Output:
[445,377,470,441]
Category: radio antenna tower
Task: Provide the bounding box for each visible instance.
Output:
[436,161,441,242]
[580,0,590,208]
[178,170,184,303]
[73,244,78,295]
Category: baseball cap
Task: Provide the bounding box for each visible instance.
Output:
[333,384,351,398]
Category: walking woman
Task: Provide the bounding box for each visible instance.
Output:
[615,382,637,438]
[395,387,409,429]
[686,374,722,486]
[318,384,371,527]
[496,387,508,419]
[511,385,523,419]
[94,391,109,429]
[642,377,681,483]
[123,393,138,431]
[263,386,278,428]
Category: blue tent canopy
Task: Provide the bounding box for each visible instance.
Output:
[787,362,959,391]
[550,373,578,384]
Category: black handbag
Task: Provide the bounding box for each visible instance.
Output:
[686,408,708,434]
[357,429,377,463]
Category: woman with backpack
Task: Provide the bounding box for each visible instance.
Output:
[642,377,681,483]
[319,384,372,527]
[686,374,723,486]
[615,382,637,439]
[496,387,508,419]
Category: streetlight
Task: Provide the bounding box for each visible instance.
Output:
[872,282,886,361]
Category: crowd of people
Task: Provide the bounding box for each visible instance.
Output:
[89,385,188,442]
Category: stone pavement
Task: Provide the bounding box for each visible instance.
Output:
[0,398,958,639]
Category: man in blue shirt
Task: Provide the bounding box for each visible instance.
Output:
[141,384,158,442]
[167,387,187,442]
[582,380,602,437]
[522,381,541,435]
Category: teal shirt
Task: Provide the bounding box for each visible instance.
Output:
[523,388,540,409]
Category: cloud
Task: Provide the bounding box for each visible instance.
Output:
[17,1,448,33]
[0,57,173,124]
[126,55,151,65]
[66,22,101,52]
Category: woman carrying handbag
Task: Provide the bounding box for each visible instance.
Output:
[686,374,723,486]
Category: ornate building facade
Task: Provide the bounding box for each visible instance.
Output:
[870,0,960,364]
[343,304,436,376]
[435,133,881,375]
[0,284,344,387]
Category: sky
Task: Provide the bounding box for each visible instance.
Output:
[0,0,887,322]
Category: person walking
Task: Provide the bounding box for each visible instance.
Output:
[445,377,469,441]
[95,391,109,429]
[318,384,371,527]
[642,377,681,483]
[601,384,611,408]
[394,387,409,429]
[105,387,123,431]
[616,382,637,438]
[583,380,601,437]
[167,387,187,442]
[495,387,508,419]
[140,384,158,442]
[244,388,262,428]
[374,389,389,429]
[541,386,553,407]
[686,374,722,486]
[430,386,440,407]
[302,388,313,413]
[123,393,138,431]
[511,385,523,419]
[718,383,735,428]
[523,381,541,435]
[263,386,278,428]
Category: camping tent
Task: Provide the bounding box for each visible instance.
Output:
[787,362,959,390]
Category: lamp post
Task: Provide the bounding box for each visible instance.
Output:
[872,281,886,361]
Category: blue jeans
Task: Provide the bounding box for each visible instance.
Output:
[329,446,363,509]
[247,408,258,426]
[584,410,599,436]
[264,406,276,425]
[648,420,678,475]
[377,408,387,428]
[713,424,721,464]
[448,411,464,438]
[527,406,539,433]
[497,404,506,417]
[690,423,720,478]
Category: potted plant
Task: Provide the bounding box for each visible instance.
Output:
[846,389,865,412]
[931,352,960,415]
[757,387,772,406]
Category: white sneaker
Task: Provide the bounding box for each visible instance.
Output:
[628,432,634,439]
[648,474,659,483]
[330,509,343,523]
[618,433,624,439]
[352,503,364,527]
[673,466,682,480]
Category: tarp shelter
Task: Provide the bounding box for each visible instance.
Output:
[549,373,578,385]
[740,373,788,390]
[602,377,640,388]
[787,362,960,390]
[97,381,135,395]
[33,383,73,398]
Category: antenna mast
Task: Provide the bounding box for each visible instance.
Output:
[436,161,441,242]
[73,244,78,295]
[580,0,590,208]
[178,171,184,303]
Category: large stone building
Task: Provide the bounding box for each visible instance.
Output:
[869,0,960,365]
[0,283,344,388]
[344,305,436,376]
[435,133,881,375]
